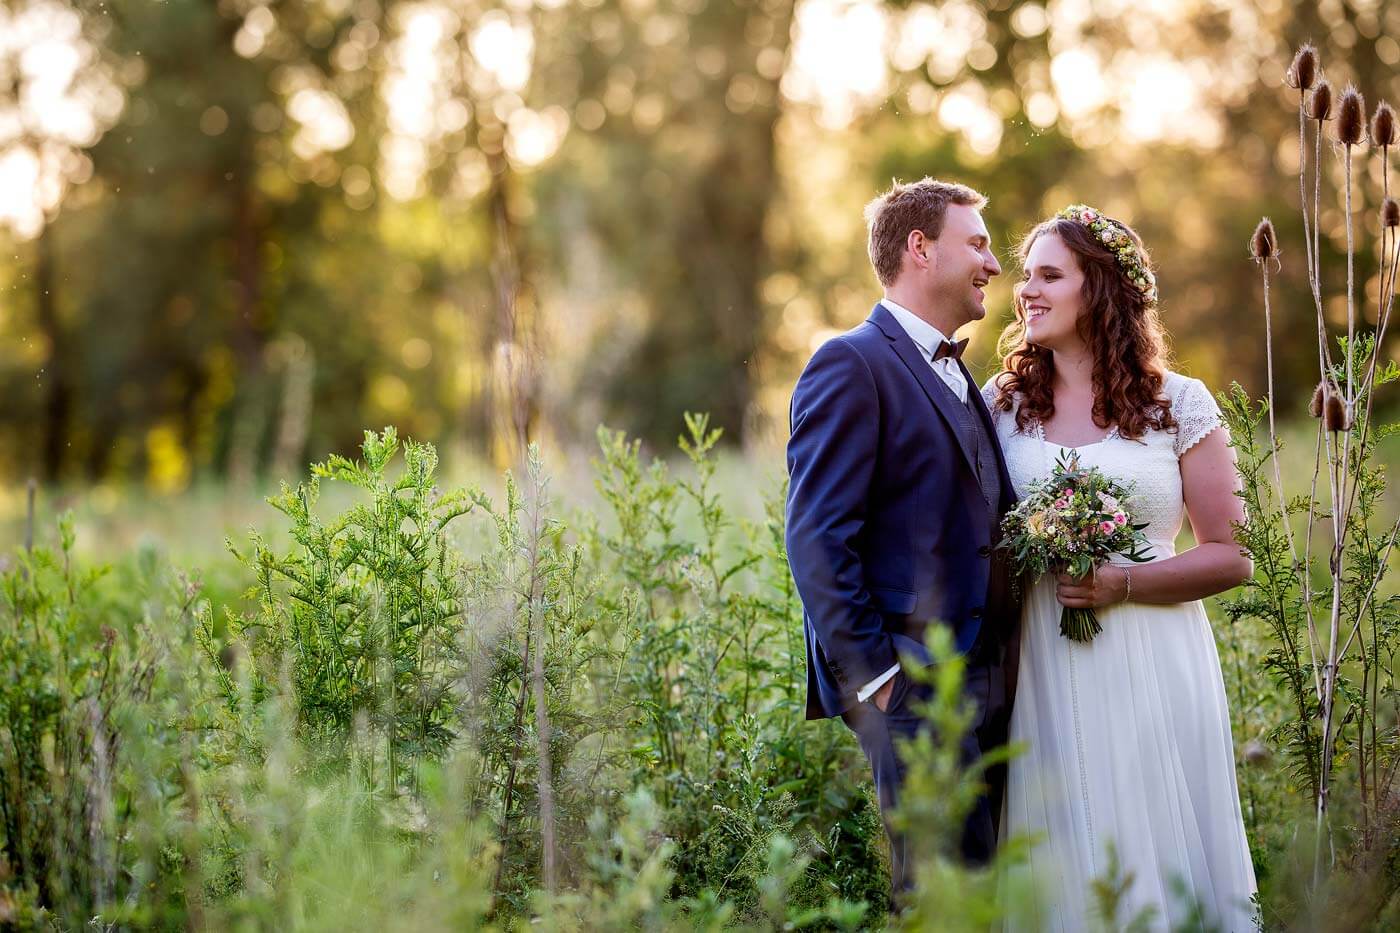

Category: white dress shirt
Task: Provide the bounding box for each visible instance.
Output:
[879,297,969,403]
[855,298,970,704]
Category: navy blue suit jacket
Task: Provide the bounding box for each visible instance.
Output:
[786,302,1020,720]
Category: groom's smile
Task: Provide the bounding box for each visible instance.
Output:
[928,203,1001,327]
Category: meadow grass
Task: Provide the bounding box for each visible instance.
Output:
[0,414,1396,929]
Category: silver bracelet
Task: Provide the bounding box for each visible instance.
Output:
[1122,566,1132,603]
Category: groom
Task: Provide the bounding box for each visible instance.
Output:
[785,178,1021,893]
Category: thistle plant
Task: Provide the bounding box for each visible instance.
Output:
[1234,45,1400,897]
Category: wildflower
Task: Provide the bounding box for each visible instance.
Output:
[1250,217,1277,261]
[1287,44,1317,91]
[1383,197,1399,229]
[1337,86,1366,146]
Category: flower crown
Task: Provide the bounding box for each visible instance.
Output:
[1055,204,1158,303]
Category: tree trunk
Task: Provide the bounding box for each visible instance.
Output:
[35,225,72,482]
[223,159,269,487]
[482,121,537,468]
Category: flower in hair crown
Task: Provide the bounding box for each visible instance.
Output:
[1055,204,1158,302]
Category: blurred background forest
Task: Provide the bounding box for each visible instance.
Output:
[2,0,1398,502]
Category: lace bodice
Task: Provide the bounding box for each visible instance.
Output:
[981,371,1225,561]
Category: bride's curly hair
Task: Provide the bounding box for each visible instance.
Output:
[991,213,1177,441]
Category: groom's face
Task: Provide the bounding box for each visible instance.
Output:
[928,204,1001,326]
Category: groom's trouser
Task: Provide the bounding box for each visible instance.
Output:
[841,632,1010,896]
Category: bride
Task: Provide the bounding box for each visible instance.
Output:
[983,205,1259,931]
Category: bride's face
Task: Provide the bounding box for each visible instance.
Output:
[1019,232,1086,351]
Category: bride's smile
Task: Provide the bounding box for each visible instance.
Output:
[1018,232,1087,349]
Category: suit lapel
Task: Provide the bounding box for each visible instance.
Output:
[868,303,980,479]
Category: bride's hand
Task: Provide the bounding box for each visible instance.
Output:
[1055,566,1129,608]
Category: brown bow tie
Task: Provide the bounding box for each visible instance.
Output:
[932,338,969,362]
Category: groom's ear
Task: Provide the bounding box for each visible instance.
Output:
[907,229,933,268]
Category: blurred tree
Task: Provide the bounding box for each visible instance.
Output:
[533,0,797,447]
[1,0,1396,488]
[0,0,123,480]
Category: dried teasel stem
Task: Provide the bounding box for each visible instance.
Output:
[1332,88,1365,564]
[1338,87,1366,409]
[1293,64,1331,687]
[1314,85,1363,857]
[1293,51,1319,333]
[1338,180,1400,553]
[1251,218,1297,565]
[1308,80,1335,380]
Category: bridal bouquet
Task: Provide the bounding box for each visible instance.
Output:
[996,452,1154,642]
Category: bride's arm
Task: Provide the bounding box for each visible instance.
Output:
[1055,427,1252,607]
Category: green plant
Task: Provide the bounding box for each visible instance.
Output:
[1229,41,1400,919]
[211,428,477,790]
[587,414,888,911]
[0,513,201,927]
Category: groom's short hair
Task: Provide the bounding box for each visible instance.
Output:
[864,178,987,287]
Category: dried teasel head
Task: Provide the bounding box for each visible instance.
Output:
[1250,217,1277,261]
[1337,86,1366,145]
[1309,380,1329,418]
[1288,44,1318,91]
[1372,100,1396,147]
[1383,198,1400,228]
[1324,392,1352,432]
[1311,80,1333,121]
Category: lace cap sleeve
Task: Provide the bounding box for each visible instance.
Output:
[1171,375,1224,457]
[979,375,999,410]
[980,373,1009,426]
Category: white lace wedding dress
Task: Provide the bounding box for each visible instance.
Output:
[984,372,1259,932]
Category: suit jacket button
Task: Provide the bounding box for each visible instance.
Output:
[969,606,983,619]
[977,545,991,557]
